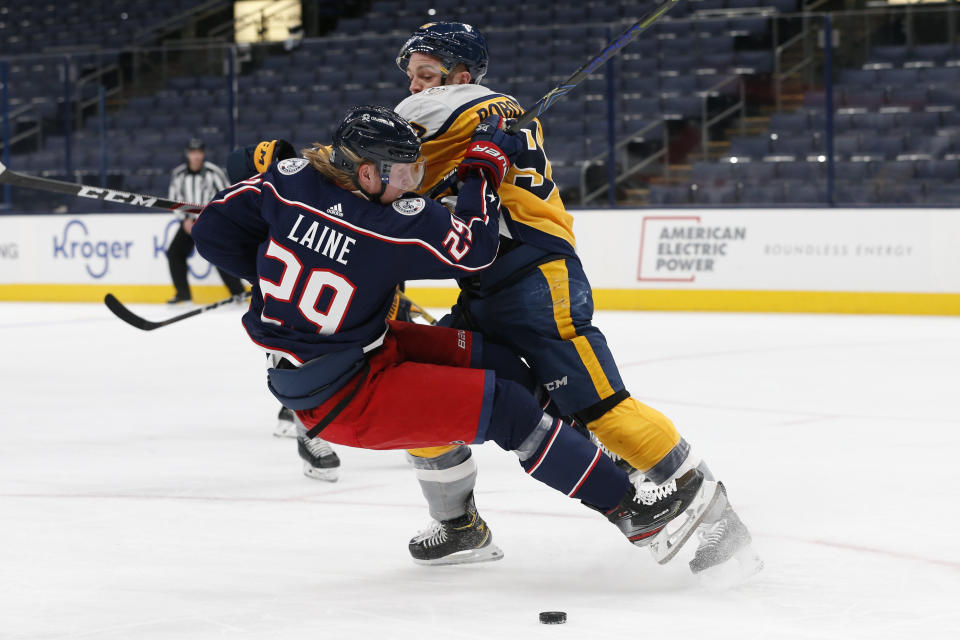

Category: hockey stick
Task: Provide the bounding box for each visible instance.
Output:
[104,291,251,331]
[424,0,681,198]
[397,290,437,325]
[0,160,204,215]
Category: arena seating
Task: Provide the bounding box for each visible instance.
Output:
[1,0,835,211]
[678,42,960,205]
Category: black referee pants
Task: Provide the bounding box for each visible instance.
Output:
[167,225,245,300]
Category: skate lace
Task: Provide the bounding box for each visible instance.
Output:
[304,437,334,458]
[411,521,448,548]
[635,479,677,506]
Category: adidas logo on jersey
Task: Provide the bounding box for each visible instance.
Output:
[326,203,343,217]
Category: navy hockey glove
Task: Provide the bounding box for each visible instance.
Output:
[456,115,524,189]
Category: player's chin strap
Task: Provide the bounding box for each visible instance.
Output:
[353,175,388,204]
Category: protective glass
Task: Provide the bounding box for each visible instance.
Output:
[382,155,426,192]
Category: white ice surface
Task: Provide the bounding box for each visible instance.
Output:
[2,303,959,639]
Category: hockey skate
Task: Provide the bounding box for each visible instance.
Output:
[409,494,504,566]
[274,406,298,438]
[605,468,725,565]
[688,485,763,582]
[296,432,341,483]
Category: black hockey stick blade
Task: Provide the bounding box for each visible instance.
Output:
[104,291,251,331]
[423,0,680,199]
[0,159,204,215]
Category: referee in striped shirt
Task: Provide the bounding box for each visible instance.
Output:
[166,138,246,304]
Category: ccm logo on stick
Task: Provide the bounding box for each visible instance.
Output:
[78,185,158,208]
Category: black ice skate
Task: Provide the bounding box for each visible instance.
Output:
[605,468,725,564]
[274,406,298,438]
[409,494,504,566]
[689,485,764,579]
[296,433,341,483]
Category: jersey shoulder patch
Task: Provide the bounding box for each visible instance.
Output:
[277,157,309,175]
[392,197,427,215]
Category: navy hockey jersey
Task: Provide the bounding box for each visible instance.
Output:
[192,156,502,365]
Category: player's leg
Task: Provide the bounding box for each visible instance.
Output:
[406,444,503,565]
[297,323,716,559]
[267,354,341,478]
[400,325,556,564]
[166,224,194,303]
[462,257,756,570]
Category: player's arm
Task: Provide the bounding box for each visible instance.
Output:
[401,115,523,279]
[192,176,270,282]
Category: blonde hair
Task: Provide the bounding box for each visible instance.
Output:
[302,143,375,187]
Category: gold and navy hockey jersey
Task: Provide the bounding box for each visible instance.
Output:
[396,84,576,256]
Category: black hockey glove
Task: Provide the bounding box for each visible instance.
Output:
[456,115,524,189]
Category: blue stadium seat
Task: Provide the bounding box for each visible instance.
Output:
[835,182,876,204]
[728,136,770,159]
[662,95,701,119]
[660,75,697,95]
[649,185,691,205]
[843,89,884,110]
[769,111,809,134]
[869,45,909,66]
[857,112,898,131]
[923,66,960,86]
[660,54,698,73]
[897,111,941,132]
[738,161,777,182]
[926,183,960,204]
[912,44,954,65]
[691,161,737,185]
[833,134,860,157]
[915,159,960,180]
[841,68,877,87]
[728,17,769,37]
[835,161,872,180]
[740,183,786,204]
[874,160,916,180]
[876,67,918,87]
[886,87,928,109]
[877,182,924,204]
[693,184,736,204]
[777,160,825,180]
[621,75,660,96]
[771,135,814,159]
[785,182,827,204]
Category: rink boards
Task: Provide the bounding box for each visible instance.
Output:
[1,208,959,313]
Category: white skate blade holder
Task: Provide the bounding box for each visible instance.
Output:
[412,543,505,567]
[649,480,725,565]
[302,462,340,483]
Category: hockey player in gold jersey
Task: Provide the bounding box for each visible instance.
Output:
[395,22,760,577]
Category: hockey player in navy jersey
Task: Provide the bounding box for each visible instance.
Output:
[192,106,719,565]
[391,22,760,576]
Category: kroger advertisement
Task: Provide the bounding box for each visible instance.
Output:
[0,213,217,285]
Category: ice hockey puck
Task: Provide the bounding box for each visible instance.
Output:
[539,611,567,624]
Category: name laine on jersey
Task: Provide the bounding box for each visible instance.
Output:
[287,213,356,265]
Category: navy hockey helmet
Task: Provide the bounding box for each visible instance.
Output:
[396,22,489,84]
[331,105,425,193]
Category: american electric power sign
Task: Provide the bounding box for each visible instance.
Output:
[572,209,960,293]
